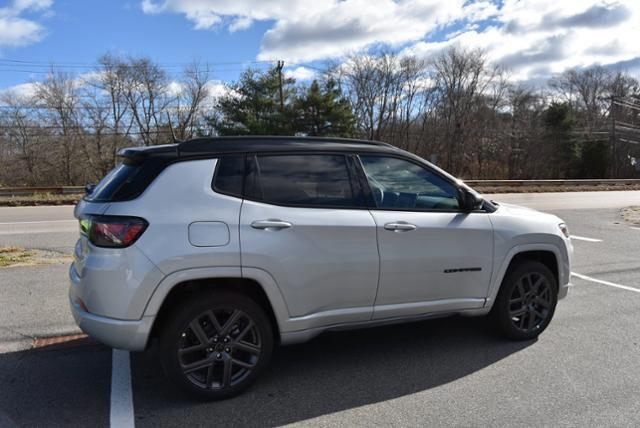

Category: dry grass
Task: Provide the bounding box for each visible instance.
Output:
[0,193,81,207]
[0,247,34,267]
[475,184,640,194]
[621,206,640,226]
[0,246,72,268]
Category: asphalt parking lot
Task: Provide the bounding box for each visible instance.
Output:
[1,191,640,427]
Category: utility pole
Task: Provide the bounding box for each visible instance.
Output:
[610,96,617,178]
[276,60,285,112]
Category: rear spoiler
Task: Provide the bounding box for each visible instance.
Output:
[117,144,180,165]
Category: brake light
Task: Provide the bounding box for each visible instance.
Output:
[80,215,148,248]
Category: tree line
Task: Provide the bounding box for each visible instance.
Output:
[1,47,639,186]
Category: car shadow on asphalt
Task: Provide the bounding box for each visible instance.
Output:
[0,338,111,427]
[131,316,535,427]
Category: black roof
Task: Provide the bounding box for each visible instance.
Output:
[118,136,403,161]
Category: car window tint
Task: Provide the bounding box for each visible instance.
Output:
[252,155,357,207]
[359,155,460,210]
[213,155,245,197]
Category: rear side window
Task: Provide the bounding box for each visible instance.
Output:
[213,155,245,197]
[248,154,360,208]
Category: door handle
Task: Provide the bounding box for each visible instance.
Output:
[251,219,292,230]
[384,222,417,232]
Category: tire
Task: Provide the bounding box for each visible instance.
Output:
[492,260,558,341]
[159,290,274,400]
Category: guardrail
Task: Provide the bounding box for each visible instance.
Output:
[1,179,640,197]
[0,186,85,197]
[463,179,640,187]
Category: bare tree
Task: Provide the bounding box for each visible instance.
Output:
[34,69,82,184]
[121,57,171,146]
[172,62,211,140]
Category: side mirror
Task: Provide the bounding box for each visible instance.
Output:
[85,183,96,195]
[461,189,484,212]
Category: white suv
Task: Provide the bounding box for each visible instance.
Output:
[70,136,572,399]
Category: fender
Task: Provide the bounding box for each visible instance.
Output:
[484,243,567,308]
[142,266,291,333]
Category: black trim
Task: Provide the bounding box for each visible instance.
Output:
[97,136,490,208]
[444,267,482,273]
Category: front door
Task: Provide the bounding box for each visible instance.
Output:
[357,155,494,320]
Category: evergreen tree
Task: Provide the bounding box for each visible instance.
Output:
[291,79,355,137]
[213,67,294,135]
[543,102,577,177]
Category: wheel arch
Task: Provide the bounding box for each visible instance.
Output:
[144,267,290,347]
[487,244,563,307]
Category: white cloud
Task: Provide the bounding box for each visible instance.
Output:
[229,16,252,33]
[141,0,640,82]
[0,0,52,48]
[141,0,466,61]
[0,81,38,100]
[284,66,316,81]
[404,0,640,81]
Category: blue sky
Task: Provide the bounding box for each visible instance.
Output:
[1,0,639,91]
[0,1,276,88]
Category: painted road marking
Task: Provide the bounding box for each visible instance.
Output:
[0,220,75,225]
[570,235,602,242]
[631,227,640,231]
[572,272,640,294]
[111,350,135,428]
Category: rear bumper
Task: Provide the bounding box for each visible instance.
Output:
[69,297,154,351]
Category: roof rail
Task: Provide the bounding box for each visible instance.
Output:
[177,135,392,147]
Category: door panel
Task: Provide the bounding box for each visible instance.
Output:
[240,200,379,320]
[240,153,379,324]
[370,210,493,319]
[356,154,494,319]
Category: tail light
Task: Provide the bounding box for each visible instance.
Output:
[80,215,148,248]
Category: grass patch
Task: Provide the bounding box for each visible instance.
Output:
[0,247,35,267]
[621,206,640,226]
[0,246,72,268]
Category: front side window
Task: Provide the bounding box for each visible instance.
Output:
[359,155,461,210]
[249,154,359,208]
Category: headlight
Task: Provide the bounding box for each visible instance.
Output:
[558,222,570,238]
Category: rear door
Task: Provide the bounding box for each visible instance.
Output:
[239,153,379,327]
[356,154,494,320]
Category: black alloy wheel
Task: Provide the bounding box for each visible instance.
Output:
[160,292,273,400]
[493,260,558,340]
[507,272,553,334]
[178,308,262,390]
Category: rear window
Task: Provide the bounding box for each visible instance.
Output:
[247,154,360,208]
[85,163,142,202]
[85,157,168,202]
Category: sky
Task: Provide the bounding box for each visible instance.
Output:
[0,0,639,92]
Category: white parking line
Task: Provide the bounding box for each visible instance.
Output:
[570,235,602,242]
[111,350,135,428]
[572,272,640,294]
[0,220,75,225]
[631,227,640,231]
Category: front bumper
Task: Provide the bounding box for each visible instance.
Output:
[558,281,571,300]
[69,297,154,351]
